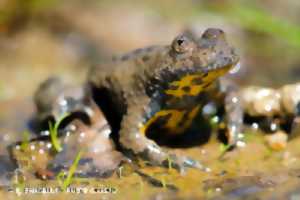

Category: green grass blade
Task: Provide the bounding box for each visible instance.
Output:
[48,112,70,152]
[20,130,30,151]
[61,150,83,191]
[225,3,300,48]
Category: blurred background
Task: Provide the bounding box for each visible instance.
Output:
[0,0,299,133]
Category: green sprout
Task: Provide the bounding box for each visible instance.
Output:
[20,130,30,151]
[13,169,25,196]
[160,176,167,189]
[57,150,83,191]
[206,188,214,198]
[167,155,173,171]
[218,143,232,159]
[264,146,274,159]
[219,143,231,154]
[15,182,25,196]
[48,113,69,152]
[118,166,123,178]
[209,116,220,130]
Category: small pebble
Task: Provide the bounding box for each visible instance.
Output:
[264,131,288,151]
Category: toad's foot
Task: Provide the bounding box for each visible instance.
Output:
[142,142,208,173]
[122,139,209,173]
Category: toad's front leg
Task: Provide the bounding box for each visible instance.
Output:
[218,79,244,148]
[224,90,244,147]
[119,95,207,172]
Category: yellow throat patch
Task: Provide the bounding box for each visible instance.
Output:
[164,68,229,98]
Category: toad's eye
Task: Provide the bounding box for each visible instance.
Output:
[202,28,224,40]
[171,35,194,53]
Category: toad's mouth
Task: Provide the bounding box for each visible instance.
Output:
[203,62,237,78]
[203,53,240,76]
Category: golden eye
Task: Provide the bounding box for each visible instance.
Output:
[171,35,194,54]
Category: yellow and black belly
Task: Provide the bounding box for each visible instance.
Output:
[141,71,223,146]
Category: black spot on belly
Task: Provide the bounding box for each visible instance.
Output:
[145,113,172,137]
[202,72,208,78]
[202,82,211,89]
[177,111,190,127]
[191,77,203,85]
[182,86,191,92]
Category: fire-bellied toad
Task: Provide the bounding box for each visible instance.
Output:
[88,28,242,171]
